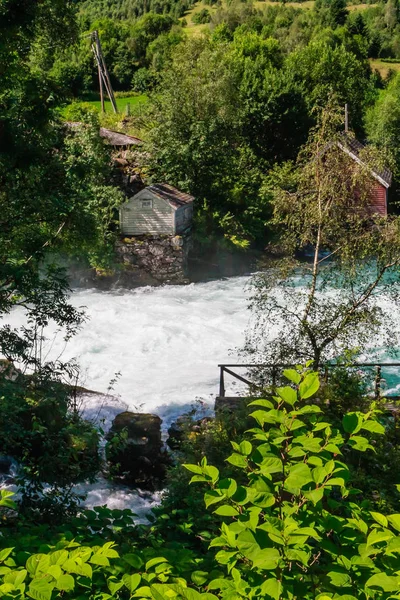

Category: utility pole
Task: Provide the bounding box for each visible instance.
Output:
[90,30,118,114]
[94,32,105,113]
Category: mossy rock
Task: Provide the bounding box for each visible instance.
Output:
[106,412,170,490]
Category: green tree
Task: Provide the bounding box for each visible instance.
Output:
[288,35,375,134]
[0,0,122,511]
[245,101,400,368]
[148,33,310,245]
[315,0,348,28]
[329,0,348,27]
[366,72,400,183]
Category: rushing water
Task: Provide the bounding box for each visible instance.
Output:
[1,276,253,514]
[38,276,252,426]
[3,274,400,514]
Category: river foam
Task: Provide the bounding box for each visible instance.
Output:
[3,275,400,513]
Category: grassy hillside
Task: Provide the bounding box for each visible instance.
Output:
[370,59,400,78]
[180,0,378,35]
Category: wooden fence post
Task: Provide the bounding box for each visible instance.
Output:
[272,365,277,390]
[375,365,382,399]
[219,366,225,398]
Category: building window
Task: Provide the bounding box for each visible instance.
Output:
[141,199,153,209]
[184,206,192,218]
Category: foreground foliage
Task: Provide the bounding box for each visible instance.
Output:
[3,368,400,599]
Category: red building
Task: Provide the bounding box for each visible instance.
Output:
[337,134,392,216]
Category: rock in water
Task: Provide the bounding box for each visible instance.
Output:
[106,412,169,490]
[0,455,12,474]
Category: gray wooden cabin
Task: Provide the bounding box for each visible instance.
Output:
[120,184,194,236]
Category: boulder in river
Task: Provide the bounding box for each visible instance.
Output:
[0,456,12,474]
[106,412,170,490]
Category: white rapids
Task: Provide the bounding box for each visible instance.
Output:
[1,276,253,515]
[3,274,400,515]
[40,276,252,427]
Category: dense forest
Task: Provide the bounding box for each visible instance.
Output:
[40,0,400,247]
[4,0,400,599]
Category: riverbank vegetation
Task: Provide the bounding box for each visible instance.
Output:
[5,0,400,598]
[3,368,400,599]
[245,101,400,367]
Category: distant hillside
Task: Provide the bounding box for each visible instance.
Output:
[79,0,196,22]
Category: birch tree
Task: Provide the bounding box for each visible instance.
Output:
[246,101,400,369]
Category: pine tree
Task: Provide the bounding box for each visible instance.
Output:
[329,0,348,27]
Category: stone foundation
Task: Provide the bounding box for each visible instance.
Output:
[115,232,191,284]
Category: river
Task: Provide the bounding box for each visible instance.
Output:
[2,276,253,516]
[3,274,400,516]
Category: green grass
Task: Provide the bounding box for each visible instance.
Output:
[84,94,148,114]
[181,0,377,27]
[370,59,400,78]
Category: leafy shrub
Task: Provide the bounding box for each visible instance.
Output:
[0,370,100,520]
[192,9,211,24]
[184,367,400,599]
[3,368,400,599]
[59,102,100,124]
[131,68,157,93]
[157,403,254,545]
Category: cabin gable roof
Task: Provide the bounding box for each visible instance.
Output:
[337,133,392,189]
[133,184,194,210]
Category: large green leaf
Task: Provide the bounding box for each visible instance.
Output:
[361,420,385,434]
[215,550,238,565]
[49,550,68,566]
[251,548,281,570]
[299,373,319,399]
[342,413,362,434]
[191,571,208,586]
[107,577,124,596]
[122,573,141,593]
[283,369,301,385]
[284,463,313,493]
[205,490,224,509]
[370,512,388,528]
[226,453,248,469]
[55,575,75,592]
[348,435,374,452]
[388,514,400,533]
[248,399,274,409]
[327,570,352,587]
[276,386,297,406]
[366,572,400,592]
[214,505,239,517]
[239,441,252,456]
[26,555,50,577]
[145,557,169,570]
[259,457,283,475]
[90,553,110,566]
[303,488,324,505]
[0,550,13,564]
[261,578,282,599]
[218,478,238,498]
[367,528,394,547]
[122,554,143,569]
[27,579,54,600]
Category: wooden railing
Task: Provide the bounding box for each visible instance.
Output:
[218,363,400,400]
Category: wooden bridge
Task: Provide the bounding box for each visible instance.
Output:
[216,362,400,411]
